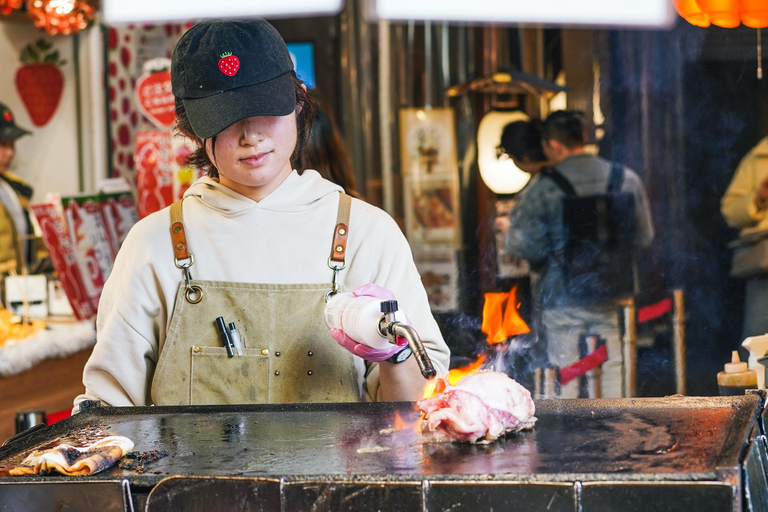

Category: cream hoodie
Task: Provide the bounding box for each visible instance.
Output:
[75,170,450,409]
[722,136,768,232]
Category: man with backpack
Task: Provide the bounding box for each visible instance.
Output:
[505,110,654,398]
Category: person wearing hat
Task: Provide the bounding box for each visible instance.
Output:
[74,19,450,410]
[0,102,37,275]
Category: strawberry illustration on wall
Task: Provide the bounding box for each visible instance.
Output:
[15,39,65,127]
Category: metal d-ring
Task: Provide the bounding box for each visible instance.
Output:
[185,285,203,304]
[175,254,204,304]
[325,257,346,302]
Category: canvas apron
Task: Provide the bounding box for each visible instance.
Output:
[151,194,360,405]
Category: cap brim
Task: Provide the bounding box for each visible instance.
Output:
[183,72,296,139]
[0,125,31,142]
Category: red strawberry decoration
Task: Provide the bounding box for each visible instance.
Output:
[15,39,65,127]
[218,52,240,76]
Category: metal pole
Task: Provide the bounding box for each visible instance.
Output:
[621,299,637,398]
[534,367,559,399]
[672,289,687,395]
[378,21,395,216]
[580,334,603,399]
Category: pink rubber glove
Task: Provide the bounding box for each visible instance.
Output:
[329,283,408,362]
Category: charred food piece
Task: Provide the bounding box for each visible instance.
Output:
[118,449,170,473]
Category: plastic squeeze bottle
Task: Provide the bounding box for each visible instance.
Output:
[324,292,405,349]
[717,350,757,396]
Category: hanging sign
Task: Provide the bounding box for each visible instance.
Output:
[371,0,675,27]
[135,58,175,130]
[103,0,343,23]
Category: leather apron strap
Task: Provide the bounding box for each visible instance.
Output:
[329,193,351,264]
[327,193,352,299]
[169,199,202,304]
[170,200,189,261]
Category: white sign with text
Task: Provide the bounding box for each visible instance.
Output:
[371,0,676,27]
[103,0,344,23]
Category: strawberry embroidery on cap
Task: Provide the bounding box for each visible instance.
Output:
[218,52,240,76]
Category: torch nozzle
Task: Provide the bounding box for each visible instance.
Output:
[387,322,437,380]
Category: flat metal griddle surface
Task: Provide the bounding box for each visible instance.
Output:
[0,394,760,489]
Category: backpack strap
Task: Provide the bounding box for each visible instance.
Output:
[607,162,625,193]
[542,167,577,196]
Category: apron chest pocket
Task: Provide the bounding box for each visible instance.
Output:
[190,346,270,405]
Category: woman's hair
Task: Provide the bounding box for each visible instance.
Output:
[499,119,546,163]
[293,101,362,199]
[175,72,317,179]
[542,110,588,149]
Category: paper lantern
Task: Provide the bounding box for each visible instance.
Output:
[0,0,23,16]
[674,0,768,28]
[477,110,531,195]
[26,0,96,36]
[742,0,768,28]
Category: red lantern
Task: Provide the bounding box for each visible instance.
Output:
[674,0,768,28]
[0,0,23,16]
[25,0,96,36]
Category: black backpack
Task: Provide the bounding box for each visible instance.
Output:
[542,163,637,303]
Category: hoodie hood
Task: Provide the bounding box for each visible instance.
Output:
[184,169,344,216]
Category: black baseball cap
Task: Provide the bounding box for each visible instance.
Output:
[171,18,297,140]
[0,103,31,142]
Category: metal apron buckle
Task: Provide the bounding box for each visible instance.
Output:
[175,254,203,304]
[325,257,346,302]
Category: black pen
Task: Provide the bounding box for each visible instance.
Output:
[215,316,235,358]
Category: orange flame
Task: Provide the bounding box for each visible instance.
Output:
[422,354,487,398]
[480,285,530,345]
[422,286,529,399]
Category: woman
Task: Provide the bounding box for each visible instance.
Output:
[294,100,363,200]
[74,19,449,411]
[0,102,36,274]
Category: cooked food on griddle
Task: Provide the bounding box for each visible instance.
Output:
[118,449,170,473]
[417,370,536,444]
[9,435,134,476]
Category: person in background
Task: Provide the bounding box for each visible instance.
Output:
[293,100,363,200]
[505,110,654,398]
[0,102,38,275]
[74,19,449,411]
[498,119,551,177]
[495,119,554,379]
[721,136,768,337]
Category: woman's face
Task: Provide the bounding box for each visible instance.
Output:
[205,112,297,202]
[0,140,15,174]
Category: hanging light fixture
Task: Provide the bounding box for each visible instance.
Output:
[674,0,768,78]
[674,0,768,28]
[25,0,96,35]
[0,0,23,16]
[477,110,531,195]
[448,69,569,195]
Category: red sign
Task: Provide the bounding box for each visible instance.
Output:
[136,131,174,218]
[29,202,98,320]
[135,69,175,129]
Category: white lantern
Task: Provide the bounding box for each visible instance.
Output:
[477,110,531,195]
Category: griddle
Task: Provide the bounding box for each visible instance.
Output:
[0,393,766,512]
